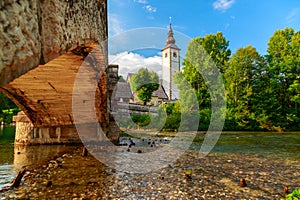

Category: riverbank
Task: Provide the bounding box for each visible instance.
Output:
[1,145,300,199]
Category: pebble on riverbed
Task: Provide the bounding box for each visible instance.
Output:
[3,148,300,199]
[46,181,52,188]
[240,178,247,187]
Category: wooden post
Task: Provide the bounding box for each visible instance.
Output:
[11,168,27,188]
[82,146,88,157]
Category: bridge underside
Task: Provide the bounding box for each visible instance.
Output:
[1,44,106,127]
[0,0,121,145]
[0,44,118,145]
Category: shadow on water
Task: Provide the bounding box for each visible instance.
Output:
[0,125,16,190]
[0,125,77,190]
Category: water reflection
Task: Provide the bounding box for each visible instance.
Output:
[0,125,16,190]
[0,125,77,190]
[13,145,77,171]
[0,145,77,190]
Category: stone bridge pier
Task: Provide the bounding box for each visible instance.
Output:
[0,0,120,145]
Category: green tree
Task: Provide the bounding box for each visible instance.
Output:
[0,92,20,123]
[224,45,264,130]
[130,68,159,105]
[0,92,17,111]
[181,32,231,109]
[118,75,125,82]
[192,32,231,74]
[266,28,300,129]
[173,33,229,131]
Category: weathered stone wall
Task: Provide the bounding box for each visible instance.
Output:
[106,65,119,144]
[13,111,81,145]
[0,0,119,145]
[0,0,107,85]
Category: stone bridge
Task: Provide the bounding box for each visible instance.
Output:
[0,0,119,145]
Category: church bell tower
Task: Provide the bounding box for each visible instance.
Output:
[161,20,180,100]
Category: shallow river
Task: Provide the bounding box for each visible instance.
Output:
[0,125,76,190]
[0,126,299,191]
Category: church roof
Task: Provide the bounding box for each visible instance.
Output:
[162,43,180,50]
[115,82,134,99]
[162,23,180,51]
[152,84,168,99]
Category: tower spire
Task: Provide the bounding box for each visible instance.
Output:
[166,17,175,45]
[161,18,180,100]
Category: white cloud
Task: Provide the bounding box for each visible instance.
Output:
[144,5,157,13]
[286,8,300,25]
[108,14,124,36]
[133,0,157,14]
[109,52,162,78]
[213,0,235,11]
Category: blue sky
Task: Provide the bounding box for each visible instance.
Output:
[108,0,300,77]
[109,0,300,54]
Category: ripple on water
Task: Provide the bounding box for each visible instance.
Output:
[0,164,16,189]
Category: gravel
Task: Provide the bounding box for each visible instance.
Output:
[1,146,299,199]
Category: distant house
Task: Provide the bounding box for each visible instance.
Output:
[114,82,134,103]
[151,84,168,106]
[123,73,169,106]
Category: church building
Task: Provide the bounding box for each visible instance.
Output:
[161,22,181,100]
[115,21,181,105]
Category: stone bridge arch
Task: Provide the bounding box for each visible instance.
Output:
[0,0,119,145]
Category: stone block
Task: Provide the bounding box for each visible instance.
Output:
[0,0,107,85]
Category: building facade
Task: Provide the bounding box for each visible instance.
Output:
[161,23,181,100]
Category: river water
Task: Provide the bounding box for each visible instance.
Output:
[0,126,299,191]
[0,125,77,190]
[0,125,15,190]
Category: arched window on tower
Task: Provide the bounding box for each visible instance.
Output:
[173,52,177,58]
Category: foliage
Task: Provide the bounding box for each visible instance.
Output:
[285,189,300,200]
[179,32,230,111]
[0,108,20,123]
[0,92,19,123]
[131,114,151,128]
[159,102,200,132]
[184,169,192,179]
[0,92,17,111]
[173,72,199,112]
[130,68,159,105]
[118,75,125,82]
[176,27,300,131]
[118,107,167,131]
[119,114,150,130]
[192,32,231,73]
[161,103,181,131]
[224,45,264,130]
[198,108,211,131]
[266,28,300,130]
[123,28,300,132]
